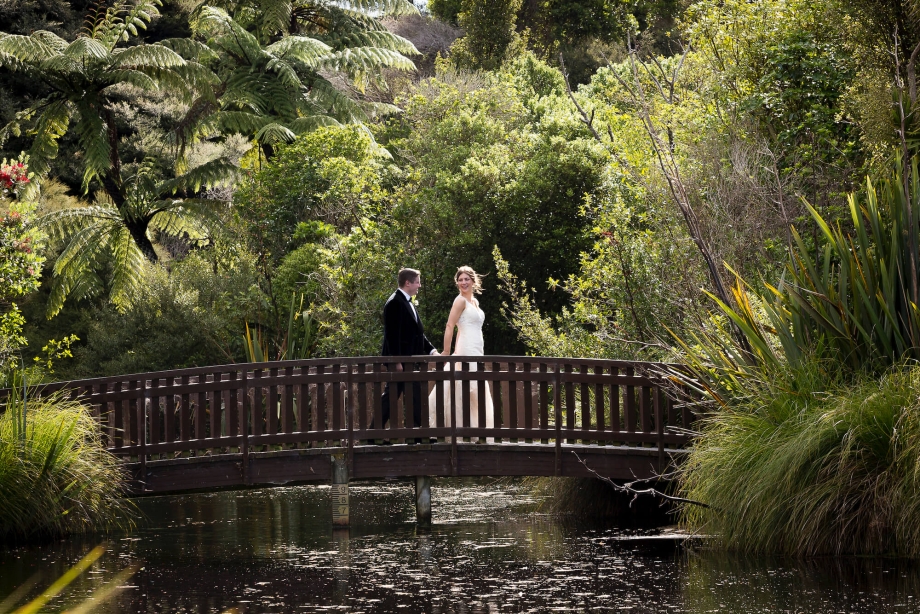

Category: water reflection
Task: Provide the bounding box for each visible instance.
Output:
[0,478,917,612]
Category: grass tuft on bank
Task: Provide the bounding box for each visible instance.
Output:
[0,389,134,542]
[681,360,920,556]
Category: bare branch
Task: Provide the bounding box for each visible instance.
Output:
[572,452,710,509]
[558,53,640,180]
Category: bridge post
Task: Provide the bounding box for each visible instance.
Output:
[331,454,349,527]
[415,476,431,524]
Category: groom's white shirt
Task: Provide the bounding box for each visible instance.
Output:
[396,287,438,355]
[397,288,418,321]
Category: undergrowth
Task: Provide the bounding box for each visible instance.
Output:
[0,390,134,542]
[680,360,920,556]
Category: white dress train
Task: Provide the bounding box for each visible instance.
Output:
[428,298,495,441]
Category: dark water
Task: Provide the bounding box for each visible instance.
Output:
[1,479,919,613]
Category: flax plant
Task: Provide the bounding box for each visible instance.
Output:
[0,386,133,542]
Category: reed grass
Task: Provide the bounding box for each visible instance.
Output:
[680,360,920,556]
[0,388,134,542]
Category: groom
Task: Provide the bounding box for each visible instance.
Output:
[373,268,438,437]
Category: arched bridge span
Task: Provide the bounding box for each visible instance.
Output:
[9,357,697,495]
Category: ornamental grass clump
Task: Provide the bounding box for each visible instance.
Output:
[681,360,920,556]
[0,388,133,542]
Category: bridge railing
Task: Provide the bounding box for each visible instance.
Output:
[0,356,696,464]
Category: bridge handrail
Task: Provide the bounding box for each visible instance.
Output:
[0,357,697,476]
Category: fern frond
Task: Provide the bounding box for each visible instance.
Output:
[254,122,296,144]
[337,0,418,17]
[172,61,221,91]
[53,220,116,274]
[0,33,57,63]
[31,30,69,54]
[39,53,82,75]
[322,47,416,74]
[104,69,157,90]
[111,43,186,68]
[158,38,220,63]
[47,261,104,317]
[266,36,331,65]
[322,30,418,56]
[64,36,110,61]
[260,0,292,39]
[159,157,239,193]
[73,103,111,192]
[108,225,147,310]
[289,115,340,133]
[265,57,304,90]
[216,110,272,133]
[95,0,161,50]
[307,76,368,122]
[39,205,120,245]
[27,100,72,179]
[149,199,222,238]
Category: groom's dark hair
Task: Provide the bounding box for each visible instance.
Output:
[398,268,420,287]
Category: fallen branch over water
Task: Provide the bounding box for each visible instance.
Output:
[572,452,710,509]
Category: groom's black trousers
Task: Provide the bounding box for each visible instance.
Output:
[377,380,423,431]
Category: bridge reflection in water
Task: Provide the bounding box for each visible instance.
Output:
[14,357,697,522]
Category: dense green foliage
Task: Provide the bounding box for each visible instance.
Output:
[0,389,133,542]
[5,0,920,554]
[681,360,920,556]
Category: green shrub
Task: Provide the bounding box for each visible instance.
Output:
[681,360,920,556]
[0,387,133,542]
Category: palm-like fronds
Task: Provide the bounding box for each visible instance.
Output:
[170,0,419,159]
[39,157,237,315]
[0,0,188,199]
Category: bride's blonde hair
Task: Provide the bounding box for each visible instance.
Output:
[455,265,484,294]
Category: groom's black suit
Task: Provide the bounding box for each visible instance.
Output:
[377,289,436,433]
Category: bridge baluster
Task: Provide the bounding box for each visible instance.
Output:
[624,366,635,438]
[539,362,549,444]
[165,378,176,446]
[149,377,161,456]
[195,383,206,444]
[180,375,191,445]
[309,366,320,446]
[282,366,294,441]
[354,363,367,433]
[578,363,591,442]
[594,364,610,445]
[522,363,533,443]
[296,370,307,439]
[460,360,470,442]
[607,365,618,445]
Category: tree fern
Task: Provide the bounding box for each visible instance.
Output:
[39,156,237,314]
[0,0,190,210]
[169,0,419,160]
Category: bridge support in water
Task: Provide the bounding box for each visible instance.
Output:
[332,454,349,526]
[416,476,431,524]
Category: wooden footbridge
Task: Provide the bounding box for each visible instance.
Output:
[8,356,697,523]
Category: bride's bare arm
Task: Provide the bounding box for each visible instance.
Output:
[441,296,467,356]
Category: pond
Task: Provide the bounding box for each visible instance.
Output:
[1,478,918,612]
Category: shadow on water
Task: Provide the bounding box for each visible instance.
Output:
[1,478,919,612]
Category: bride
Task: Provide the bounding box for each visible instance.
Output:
[428,266,495,440]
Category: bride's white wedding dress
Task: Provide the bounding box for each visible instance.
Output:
[428,298,495,440]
